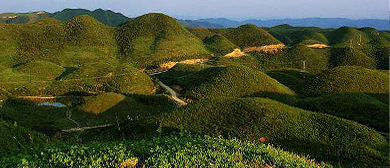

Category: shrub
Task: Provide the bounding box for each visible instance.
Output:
[1,135,331,168]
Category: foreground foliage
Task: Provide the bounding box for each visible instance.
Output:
[1,135,330,168]
[159,98,389,167]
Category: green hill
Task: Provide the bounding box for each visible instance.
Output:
[328,27,390,69]
[329,47,377,69]
[53,8,129,27]
[268,25,329,46]
[328,27,370,48]
[157,63,214,86]
[301,66,389,97]
[79,92,125,114]
[294,92,389,132]
[159,97,388,167]
[117,13,210,67]
[204,34,237,55]
[223,24,281,49]
[65,15,116,46]
[181,65,296,101]
[14,23,66,64]
[285,45,330,73]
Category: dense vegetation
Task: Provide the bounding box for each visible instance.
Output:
[1,135,331,168]
[223,24,281,49]
[116,13,211,67]
[53,8,130,27]
[204,35,237,55]
[170,65,296,101]
[0,9,129,27]
[159,98,389,167]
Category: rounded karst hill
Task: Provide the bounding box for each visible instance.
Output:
[301,66,389,96]
[65,15,115,46]
[117,13,210,67]
[329,47,376,69]
[328,27,370,48]
[182,65,296,101]
[203,34,237,55]
[223,24,281,49]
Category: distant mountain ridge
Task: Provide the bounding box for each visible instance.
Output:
[52,8,130,26]
[0,8,388,30]
[178,19,224,29]
[199,18,390,30]
[0,8,130,27]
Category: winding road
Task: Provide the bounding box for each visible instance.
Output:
[158,81,187,106]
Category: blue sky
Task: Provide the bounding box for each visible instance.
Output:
[0,0,388,20]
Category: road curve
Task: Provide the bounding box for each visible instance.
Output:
[158,81,188,106]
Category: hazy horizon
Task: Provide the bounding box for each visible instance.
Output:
[0,0,389,21]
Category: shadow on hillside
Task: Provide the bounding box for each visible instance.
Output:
[365,93,389,105]
[276,140,389,168]
[248,91,298,105]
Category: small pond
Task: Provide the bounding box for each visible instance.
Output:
[38,102,67,108]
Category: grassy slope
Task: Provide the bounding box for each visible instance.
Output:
[301,66,389,96]
[78,92,125,114]
[204,34,237,55]
[157,63,214,86]
[179,65,296,101]
[328,27,390,69]
[223,24,281,49]
[294,92,389,132]
[159,97,389,167]
[187,27,216,41]
[0,61,65,95]
[329,47,377,69]
[285,45,330,74]
[53,8,129,27]
[267,24,329,46]
[117,13,210,67]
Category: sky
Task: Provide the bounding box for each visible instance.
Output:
[0,0,389,20]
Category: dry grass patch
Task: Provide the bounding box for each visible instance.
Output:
[244,44,285,53]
